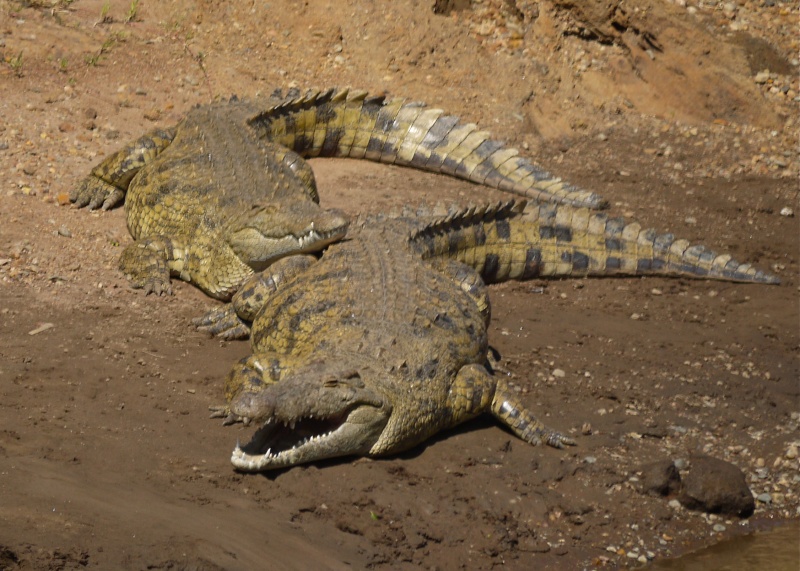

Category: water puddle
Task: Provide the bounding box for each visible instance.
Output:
[650,522,799,571]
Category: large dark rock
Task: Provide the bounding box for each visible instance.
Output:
[637,459,682,497]
[679,455,755,517]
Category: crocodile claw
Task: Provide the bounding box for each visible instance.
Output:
[70,176,126,211]
[209,404,248,426]
[193,305,251,340]
[143,278,173,297]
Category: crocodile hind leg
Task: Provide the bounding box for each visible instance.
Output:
[71,127,176,210]
[448,364,575,449]
[428,258,491,326]
[194,255,318,339]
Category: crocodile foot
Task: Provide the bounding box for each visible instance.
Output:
[70,176,125,210]
[118,239,174,296]
[209,404,250,426]
[193,304,251,340]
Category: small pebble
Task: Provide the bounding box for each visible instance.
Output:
[552,368,566,378]
[668,499,682,509]
[754,71,770,84]
[756,493,772,503]
[786,445,798,459]
[713,524,726,532]
[780,207,794,217]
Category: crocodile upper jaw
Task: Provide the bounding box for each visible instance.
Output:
[229,203,349,269]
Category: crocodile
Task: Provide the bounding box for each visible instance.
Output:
[70,87,607,300]
[199,200,778,471]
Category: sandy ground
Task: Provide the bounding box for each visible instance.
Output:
[0,1,798,569]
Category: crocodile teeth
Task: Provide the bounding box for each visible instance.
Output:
[299,231,321,248]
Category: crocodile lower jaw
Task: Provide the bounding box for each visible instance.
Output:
[229,409,385,471]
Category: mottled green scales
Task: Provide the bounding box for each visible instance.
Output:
[71,87,610,300]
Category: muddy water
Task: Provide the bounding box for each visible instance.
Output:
[651,522,799,570]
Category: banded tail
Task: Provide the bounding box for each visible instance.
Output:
[248,88,608,210]
[411,201,780,285]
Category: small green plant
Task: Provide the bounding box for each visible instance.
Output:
[96,1,112,25]
[100,36,115,52]
[125,0,140,23]
[58,57,68,73]
[9,51,24,77]
[85,31,126,67]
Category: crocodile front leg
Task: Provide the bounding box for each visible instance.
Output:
[118,236,180,296]
[210,352,295,425]
[448,364,575,449]
[194,254,317,339]
[492,377,575,448]
[71,127,176,210]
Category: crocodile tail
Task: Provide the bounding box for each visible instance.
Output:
[248,87,608,210]
[411,201,780,285]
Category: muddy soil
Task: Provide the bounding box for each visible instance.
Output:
[0,1,798,569]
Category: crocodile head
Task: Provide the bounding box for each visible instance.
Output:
[228,200,349,270]
[226,354,392,472]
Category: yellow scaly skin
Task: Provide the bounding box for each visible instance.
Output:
[71,97,347,300]
[72,87,609,300]
[200,201,776,472]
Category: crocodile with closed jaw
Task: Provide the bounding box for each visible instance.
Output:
[71,87,607,300]
[203,201,778,471]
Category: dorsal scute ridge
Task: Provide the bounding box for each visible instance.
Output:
[409,199,526,243]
